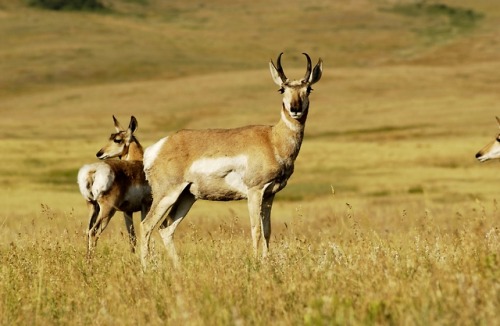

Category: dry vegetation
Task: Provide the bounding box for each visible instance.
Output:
[0,0,499,324]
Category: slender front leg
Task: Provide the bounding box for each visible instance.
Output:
[248,189,263,258]
[123,211,136,252]
[261,193,275,258]
[247,183,274,258]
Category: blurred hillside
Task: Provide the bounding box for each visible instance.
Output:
[0,0,497,95]
[0,0,499,215]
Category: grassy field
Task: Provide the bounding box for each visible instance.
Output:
[0,0,499,324]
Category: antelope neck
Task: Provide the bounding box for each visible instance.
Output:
[125,141,144,161]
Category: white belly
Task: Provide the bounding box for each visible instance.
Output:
[188,155,249,200]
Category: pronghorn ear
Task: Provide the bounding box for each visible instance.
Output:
[124,116,138,145]
[309,58,323,84]
[128,116,138,134]
[113,115,123,132]
[269,61,284,86]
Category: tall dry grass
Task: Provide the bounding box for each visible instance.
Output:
[1,198,497,325]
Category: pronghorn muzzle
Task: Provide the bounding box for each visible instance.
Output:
[96,149,105,159]
[476,117,500,162]
[289,93,304,116]
[475,139,500,162]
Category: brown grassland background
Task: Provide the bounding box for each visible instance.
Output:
[0,0,499,324]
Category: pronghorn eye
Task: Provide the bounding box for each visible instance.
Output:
[114,138,122,144]
[278,87,285,94]
[307,86,313,94]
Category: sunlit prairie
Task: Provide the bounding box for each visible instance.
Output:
[0,0,498,324]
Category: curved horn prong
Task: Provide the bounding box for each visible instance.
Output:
[275,52,287,82]
[303,53,312,82]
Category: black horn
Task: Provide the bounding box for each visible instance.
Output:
[275,52,287,82]
[303,53,312,81]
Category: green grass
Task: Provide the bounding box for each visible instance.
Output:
[387,2,483,27]
[384,1,484,45]
[0,0,499,324]
[24,0,107,11]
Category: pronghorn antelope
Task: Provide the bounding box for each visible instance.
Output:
[476,117,500,162]
[140,53,322,267]
[77,116,152,255]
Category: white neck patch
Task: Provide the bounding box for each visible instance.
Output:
[281,109,302,132]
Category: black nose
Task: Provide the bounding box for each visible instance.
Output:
[475,152,481,158]
[96,150,103,158]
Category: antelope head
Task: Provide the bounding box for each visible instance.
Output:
[269,52,323,121]
[96,115,138,160]
[476,116,500,162]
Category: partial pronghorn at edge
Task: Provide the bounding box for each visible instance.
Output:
[476,116,500,162]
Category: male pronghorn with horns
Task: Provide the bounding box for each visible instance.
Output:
[140,53,323,267]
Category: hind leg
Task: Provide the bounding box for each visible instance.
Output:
[158,189,196,268]
[86,201,99,257]
[87,201,99,234]
[88,203,116,256]
[140,183,190,269]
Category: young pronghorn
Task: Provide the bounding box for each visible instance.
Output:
[77,116,152,255]
[476,117,500,162]
[140,53,322,267]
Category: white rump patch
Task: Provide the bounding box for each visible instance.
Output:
[143,136,168,173]
[77,164,94,201]
[77,163,114,201]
